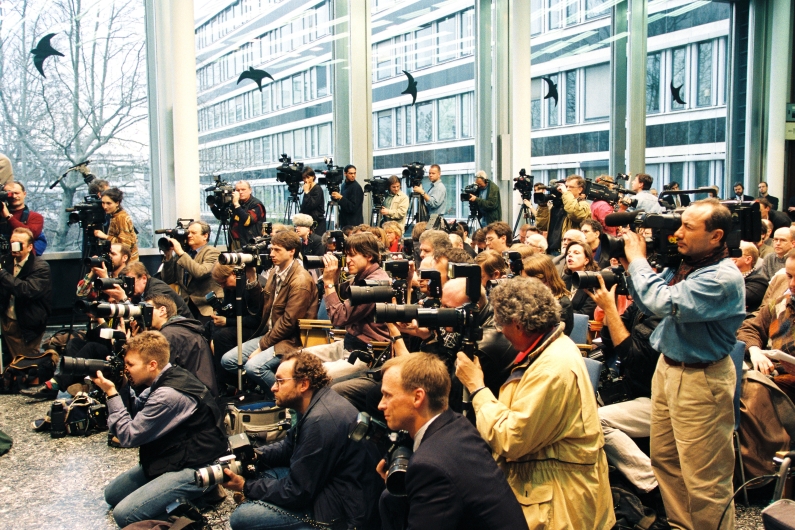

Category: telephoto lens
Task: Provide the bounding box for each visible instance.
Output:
[218,253,257,266]
[194,458,244,488]
[571,270,619,290]
[386,446,412,496]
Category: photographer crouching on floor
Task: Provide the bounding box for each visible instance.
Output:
[92,331,228,527]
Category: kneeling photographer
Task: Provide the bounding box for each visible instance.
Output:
[94,331,228,528]
[104,261,192,319]
[223,351,382,530]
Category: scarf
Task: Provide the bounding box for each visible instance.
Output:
[669,244,729,286]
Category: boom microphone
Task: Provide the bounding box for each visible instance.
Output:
[605,210,641,227]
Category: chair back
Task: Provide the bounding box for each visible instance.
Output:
[582,357,603,396]
[729,341,746,431]
[571,314,589,345]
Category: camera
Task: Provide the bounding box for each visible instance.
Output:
[571,266,629,296]
[83,253,112,271]
[502,251,524,278]
[460,183,479,202]
[0,191,11,203]
[205,292,234,317]
[402,162,425,189]
[276,154,305,196]
[154,219,192,253]
[513,168,534,200]
[93,276,135,297]
[205,175,235,219]
[75,301,154,329]
[195,433,257,488]
[218,235,273,269]
[583,179,620,205]
[401,237,414,260]
[349,260,410,305]
[533,180,564,205]
[66,196,106,231]
[303,230,345,270]
[318,157,344,195]
[364,178,391,207]
[418,268,442,307]
[349,411,412,496]
[60,353,125,384]
[347,342,391,368]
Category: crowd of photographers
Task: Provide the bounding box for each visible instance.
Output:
[7,148,795,529]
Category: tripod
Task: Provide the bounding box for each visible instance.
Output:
[370,195,385,227]
[465,202,481,236]
[326,200,340,231]
[283,192,301,224]
[405,192,428,235]
[214,213,231,248]
[512,199,535,239]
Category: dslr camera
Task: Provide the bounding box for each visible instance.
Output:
[60,349,125,385]
[402,162,425,189]
[83,249,112,271]
[304,230,345,270]
[154,218,193,253]
[66,196,106,231]
[93,276,136,298]
[276,154,305,196]
[205,292,234,317]
[318,157,344,195]
[349,412,412,496]
[460,183,479,202]
[205,175,235,220]
[513,168,534,201]
[571,266,629,296]
[349,260,410,305]
[194,433,257,488]
[75,300,155,329]
[219,235,273,269]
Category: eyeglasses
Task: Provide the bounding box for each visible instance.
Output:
[274,377,300,386]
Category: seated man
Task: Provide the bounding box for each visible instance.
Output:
[762,227,794,279]
[224,351,381,530]
[378,353,527,530]
[76,243,131,299]
[105,261,192,319]
[220,231,318,394]
[160,220,222,323]
[456,277,614,528]
[731,241,769,313]
[93,331,228,527]
[146,295,218,397]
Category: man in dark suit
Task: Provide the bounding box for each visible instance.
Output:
[377,353,527,530]
[331,164,364,227]
[665,181,690,207]
[732,182,755,202]
[757,181,779,210]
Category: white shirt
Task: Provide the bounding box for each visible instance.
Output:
[413,413,441,452]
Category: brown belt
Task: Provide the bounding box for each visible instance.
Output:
[663,354,726,369]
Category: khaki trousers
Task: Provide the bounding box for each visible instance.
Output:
[650,354,736,530]
[2,318,44,359]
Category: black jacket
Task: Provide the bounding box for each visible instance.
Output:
[138,277,193,319]
[302,233,325,257]
[139,366,227,479]
[301,185,326,235]
[159,316,218,397]
[244,386,382,529]
[769,209,791,231]
[600,302,662,400]
[380,408,528,530]
[744,268,769,313]
[0,253,51,343]
[338,179,364,227]
[563,275,597,319]
[230,196,267,247]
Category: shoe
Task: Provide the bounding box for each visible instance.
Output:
[32,417,51,432]
[21,384,57,400]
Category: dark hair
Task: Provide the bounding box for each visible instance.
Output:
[695,198,733,243]
[563,242,598,275]
[475,249,506,279]
[733,182,744,189]
[472,228,487,244]
[433,246,474,264]
[146,294,177,318]
[111,243,132,264]
[302,167,315,178]
[344,164,356,174]
[485,221,512,242]
[345,232,382,265]
[88,179,109,195]
[271,230,302,258]
[757,198,773,209]
[411,221,427,241]
[102,187,124,204]
[636,174,653,190]
[522,254,569,298]
[580,219,602,235]
[282,350,331,391]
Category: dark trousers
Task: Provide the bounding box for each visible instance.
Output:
[211,325,257,387]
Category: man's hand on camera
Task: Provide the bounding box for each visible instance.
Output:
[169,238,185,257]
[232,190,241,208]
[468,194,477,202]
[0,202,9,219]
[91,370,118,397]
[330,191,342,201]
[412,185,424,195]
[212,315,227,327]
[246,264,258,283]
[93,262,109,279]
[455,352,484,393]
[321,253,339,284]
[223,469,246,492]
[748,347,775,375]
[584,274,618,314]
[376,459,388,482]
[622,229,647,264]
[104,285,127,303]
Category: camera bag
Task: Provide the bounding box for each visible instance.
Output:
[1,350,60,394]
[225,401,291,443]
[49,393,108,437]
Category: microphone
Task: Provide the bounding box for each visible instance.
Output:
[66,160,90,172]
[605,210,642,227]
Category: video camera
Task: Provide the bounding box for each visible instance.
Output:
[513,168,534,201]
[304,230,345,270]
[402,162,425,189]
[75,300,154,329]
[66,195,106,231]
[154,218,193,253]
[533,180,565,205]
[93,276,135,297]
[205,292,234,317]
[349,260,410,305]
[572,266,629,296]
[583,179,620,205]
[349,411,412,496]
[364,178,391,207]
[318,157,344,195]
[194,433,257,488]
[460,183,479,202]
[205,175,235,219]
[276,154,305,196]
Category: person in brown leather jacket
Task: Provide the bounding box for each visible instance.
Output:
[220,231,318,394]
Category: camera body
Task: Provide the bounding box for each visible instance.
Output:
[349,411,412,496]
[276,154,305,196]
[205,175,235,218]
[513,168,534,201]
[583,179,620,205]
[154,227,190,253]
[303,230,345,270]
[364,178,391,207]
[460,183,479,202]
[205,292,234,317]
[349,260,410,305]
[572,266,629,296]
[93,276,136,298]
[319,157,344,195]
[83,252,113,271]
[402,162,425,189]
[219,232,274,270]
[194,433,257,488]
[533,180,564,205]
[60,353,125,384]
[66,195,106,231]
[75,300,155,329]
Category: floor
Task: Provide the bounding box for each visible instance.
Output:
[0,392,771,530]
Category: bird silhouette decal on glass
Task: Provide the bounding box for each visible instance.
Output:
[30,33,64,78]
[670,81,686,105]
[237,67,274,92]
[542,76,558,107]
[401,70,418,105]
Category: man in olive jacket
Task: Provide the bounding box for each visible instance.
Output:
[537,174,592,255]
[467,171,502,225]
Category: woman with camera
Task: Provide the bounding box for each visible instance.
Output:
[522,253,574,336]
[562,241,598,318]
[300,167,326,236]
[94,187,138,261]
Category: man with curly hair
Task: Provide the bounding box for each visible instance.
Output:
[224,351,382,530]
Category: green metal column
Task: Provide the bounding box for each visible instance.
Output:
[627,0,647,174]
[610,1,628,176]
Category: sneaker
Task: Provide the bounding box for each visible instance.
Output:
[31,417,51,432]
[21,384,58,400]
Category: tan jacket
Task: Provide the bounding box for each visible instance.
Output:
[382,191,409,227]
[536,191,592,234]
[472,324,615,530]
[161,245,222,317]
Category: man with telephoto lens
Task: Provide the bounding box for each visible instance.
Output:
[331,164,364,227]
[94,331,228,527]
[220,230,318,395]
[229,180,267,250]
[536,174,591,255]
[620,198,744,529]
[105,261,192,319]
[76,243,131,299]
[223,351,382,530]
[378,353,527,530]
[160,220,222,323]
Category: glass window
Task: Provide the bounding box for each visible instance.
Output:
[293,74,303,105]
[585,0,609,20]
[415,26,433,69]
[438,96,457,140]
[694,160,710,188]
[565,70,577,124]
[437,16,457,63]
[531,78,542,129]
[461,9,474,56]
[671,46,687,111]
[396,107,404,146]
[669,162,685,187]
[566,0,579,26]
[646,52,661,114]
[376,40,392,81]
[584,63,610,120]
[697,41,713,107]
[281,79,292,107]
[405,105,413,146]
[462,92,473,138]
[378,110,393,148]
[317,65,328,97]
[547,75,559,127]
[416,102,433,143]
[531,0,543,35]
[319,123,331,156]
[549,0,561,30]
[294,128,305,158]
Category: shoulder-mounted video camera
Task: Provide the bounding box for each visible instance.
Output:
[318,157,344,195]
[205,176,235,219]
[276,154,305,196]
[460,183,479,202]
[513,168,534,201]
[402,162,425,189]
[66,196,106,231]
[154,218,193,253]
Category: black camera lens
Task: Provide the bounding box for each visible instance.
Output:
[386,445,412,496]
[605,235,625,259]
[572,270,618,290]
[350,285,396,305]
[375,303,419,323]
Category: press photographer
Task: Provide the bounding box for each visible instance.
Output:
[331,164,364,227]
[223,351,381,530]
[94,331,228,527]
[300,167,326,236]
[106,261,192,319]
[0,181,46,255]
[76,243,131,300]
[377,353,527,530]
[292,213,324,257]
[229,180,267,250]
[466,171,502,225]
[0,227,52,363]
[159,220,223,323]
[536,175,591,255]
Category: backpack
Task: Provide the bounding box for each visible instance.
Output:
[611,487,669,530]
[1,350,59,394]
[42,328,86,356]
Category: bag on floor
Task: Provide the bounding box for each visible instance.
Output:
[49,393,108,437]
[1,351,59,394]
[611,487,669,530]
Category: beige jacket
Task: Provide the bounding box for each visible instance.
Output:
[472,324,615,530]
[382,191,409,227]
[161,245,223,317]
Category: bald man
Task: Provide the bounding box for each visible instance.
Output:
[762,227,794,279]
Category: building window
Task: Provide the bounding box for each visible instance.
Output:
[378,110,393,148]
[584,63,610,120]
[671,46,687,111]
[416,102,433,143]
[547,74,559,127]
[548,0,562,30]
[696,41,713,107]
[531,0,543,35]
[565,70,577,124]
[462,92,473,138]
[437,16,457,63]
[646,52,661,114]
[376,40,392,81]
[415,26,433,69]
[438,96,457,140]
[531,78,542,129]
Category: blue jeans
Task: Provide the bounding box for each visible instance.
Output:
[105,465,210,527]
[221,338,280,394]
[230,468,316,530]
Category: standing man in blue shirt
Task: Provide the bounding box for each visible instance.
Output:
[413,164,447,217]
[621,198,744,530]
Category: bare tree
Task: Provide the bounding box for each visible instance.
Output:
[0,0,149,251]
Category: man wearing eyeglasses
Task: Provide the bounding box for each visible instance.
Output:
[223,351,382,530]
[536,175,592,256]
